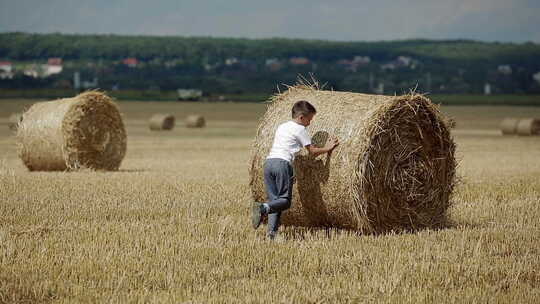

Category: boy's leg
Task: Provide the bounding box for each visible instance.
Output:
[263,159,279,204]
[267,211,281,238]
[252,159,278,229]
[264,159,293,213]
[264,159,293,238]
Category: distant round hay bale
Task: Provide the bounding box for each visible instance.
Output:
[8,113,22,131]
[185,115,205,128]
[17,91,127,171]
[249,85,456,234]
[149,113,175,131]
[516,118,540,136]
[500,118,520,135]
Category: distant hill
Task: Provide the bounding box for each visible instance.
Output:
[1,32,539,95]
[1,32,539,63]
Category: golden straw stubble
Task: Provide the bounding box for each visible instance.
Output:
[249,86,456,233]
[17,91,127,171]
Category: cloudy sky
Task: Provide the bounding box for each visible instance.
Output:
[1,0,539,42]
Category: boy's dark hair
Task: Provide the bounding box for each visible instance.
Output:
[292,100,317,118]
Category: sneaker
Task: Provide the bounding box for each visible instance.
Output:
[251,202,264,229]
[266,233,285,242]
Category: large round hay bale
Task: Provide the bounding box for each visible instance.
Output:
[149,113,175,131]
[185,115,205,128]
[8,113,22,131]
[17,91,127,171]
[500,118,519,135]
[249,86,456,234]
[516,118,540,136]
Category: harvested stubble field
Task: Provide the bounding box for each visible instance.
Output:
[1,99,540,303]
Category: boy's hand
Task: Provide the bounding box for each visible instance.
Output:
[325,136,339,152]
[306,135,339,156]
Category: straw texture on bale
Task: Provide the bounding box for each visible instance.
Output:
[149,113,175,130]
[8,113,22,131]
[185,115,205,128]
[516,118,540,136]
[445,117,457,129]
[500,118,520,135]
[17,91,127,171]
[249,85,456,233]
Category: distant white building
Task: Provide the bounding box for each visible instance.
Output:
[43,65,62,76]
[497,65,512,75]
[23,65,40,78]
[484,83,492,95]
[353,56,370,64]
[381,56,417,71]
[177,89,203,101]
[24,70,38,77]
[22,58,64,78]
[397,56,412,67]
[0,72,13,79]
[0,61,14,79]
[337,55,371,72]
[533,71,540,84]
[265,58,283,71]
[44,58,63,76]
[381,63,396,70]
[0,61,13,73]
[265,58,279,66]
[225,57,239,66]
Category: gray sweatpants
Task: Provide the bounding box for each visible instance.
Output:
[263,158,294,236]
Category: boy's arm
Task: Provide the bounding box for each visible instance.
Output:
[306,136,339,156]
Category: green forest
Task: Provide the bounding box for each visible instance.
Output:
[1,32,540,99]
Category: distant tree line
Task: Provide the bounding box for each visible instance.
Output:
[1,32,540,95]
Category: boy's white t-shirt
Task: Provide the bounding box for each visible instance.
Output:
[266,120,311,162]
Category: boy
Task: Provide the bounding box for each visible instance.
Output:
[252,100,339,240]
